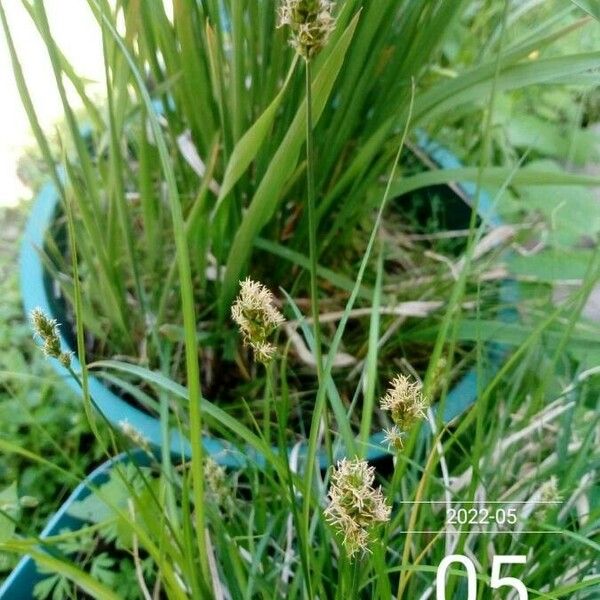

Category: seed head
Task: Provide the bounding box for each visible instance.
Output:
[31,307,58,339]
[231,278,284,363]
[30,307,71,368]
[324,458,391,558]
[58,352,73,369]
[278,0,336,60]
[119,419,150,450]
[540,476,561,503]
[380,374,427,431]
[535,476,562,521]
[204,457,233,512]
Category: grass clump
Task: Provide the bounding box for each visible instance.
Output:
[0,0,599,598]
[5,0,596,438]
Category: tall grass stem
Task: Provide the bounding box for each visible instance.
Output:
[305,58,332,465]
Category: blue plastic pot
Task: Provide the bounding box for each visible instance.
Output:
[0,452,147,599]
[19,133,515,470]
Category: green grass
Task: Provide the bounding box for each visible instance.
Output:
[2,0,598,427]
[0,0,599,598]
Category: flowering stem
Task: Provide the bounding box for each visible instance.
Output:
[349,556,360,597]
[305,58,333,464]
[264,362,274,445]
[305,59,322,378]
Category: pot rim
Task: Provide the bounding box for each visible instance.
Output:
[0,452,148,598]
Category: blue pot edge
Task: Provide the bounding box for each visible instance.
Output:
[0,452,149,599]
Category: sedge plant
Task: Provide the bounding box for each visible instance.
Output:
[1,0,600,598]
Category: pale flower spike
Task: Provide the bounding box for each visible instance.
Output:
[119,419,149,450]
[324,458,391,558]
[278,0,336,60]
[30,307,72,368]
[231,278,284,363]
[540,476,561,504]
[380,374,427,432]
[204,457,233,513]
[535,475,562,521]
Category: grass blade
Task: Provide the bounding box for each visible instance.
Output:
[215,55,299,210]
[220,12,361,314]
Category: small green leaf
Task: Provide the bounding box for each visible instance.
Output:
[33,573,64,600]
[90,553,116,587]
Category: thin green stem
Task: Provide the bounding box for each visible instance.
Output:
[302,77,415,596]
[274,354,314,599]
[305,59,323,380]
[305,58,333,466]
[264,362,274,445]
[466,1,511,534]
[349,557,361,597]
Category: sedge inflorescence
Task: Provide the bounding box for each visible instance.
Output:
[380,374,427,443]
[30,307,72,368]
[324,458,391,558]
[231,278,285,364]
[278,0,336,60]
[204,457,233,512]
[540,476,561,503]
[535,476,562,521]
[119,419,150,450]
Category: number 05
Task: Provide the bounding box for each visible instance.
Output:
[436,554,528,599]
